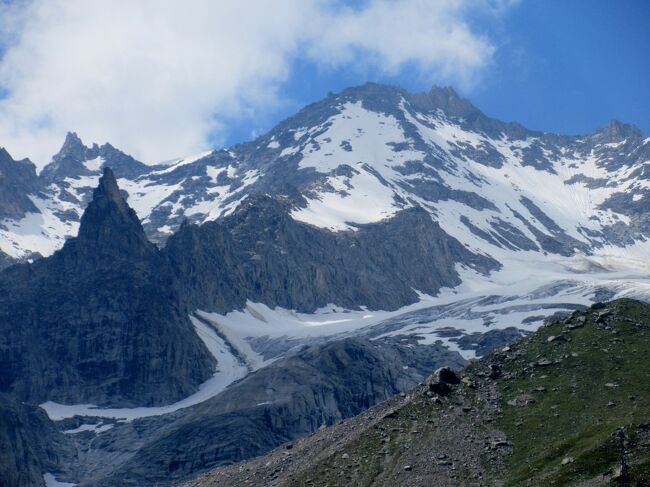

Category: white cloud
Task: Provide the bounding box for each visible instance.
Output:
[0,0,514,168]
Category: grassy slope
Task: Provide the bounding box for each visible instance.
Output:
[492,298,650,486]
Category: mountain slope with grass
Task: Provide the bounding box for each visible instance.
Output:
[184,298,650,486]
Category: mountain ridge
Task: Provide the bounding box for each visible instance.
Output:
[1,83,650,486]
[0,83,648,274]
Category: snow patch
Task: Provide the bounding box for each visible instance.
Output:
[43,473,76,487]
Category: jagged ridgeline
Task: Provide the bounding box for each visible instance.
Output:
[1,83,649,275]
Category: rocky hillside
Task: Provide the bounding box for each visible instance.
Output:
[185,299,650,486]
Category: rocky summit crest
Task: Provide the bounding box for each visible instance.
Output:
[75,167,151,256]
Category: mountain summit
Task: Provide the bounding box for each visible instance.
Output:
[1,83,648,273]
[75,167,151,258]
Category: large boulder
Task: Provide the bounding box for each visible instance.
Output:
[426,367,460,396]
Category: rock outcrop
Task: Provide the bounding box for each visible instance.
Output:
[0,148,39,220]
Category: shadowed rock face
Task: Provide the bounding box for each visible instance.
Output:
[165,193,498,313]
[0,251,14,270]
[0,393,72,487]
[0,148,38,220]
[0,168,216,407]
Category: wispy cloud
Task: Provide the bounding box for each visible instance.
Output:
[0,0,516,167]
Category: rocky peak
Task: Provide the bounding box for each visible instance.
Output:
[0,147,13,163]
[424,85,480,119]
[55,131,89,162]
[41,132,149,182]
[92,167,128,210]
[40,131,93,181]
[97,142,150,178]
[0,147,37,178]
[593,119,644,144]
[0,175,216,409]
[334,83,481,120]
[74,167,152,257]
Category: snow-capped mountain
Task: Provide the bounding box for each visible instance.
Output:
[3,83,650,352]
[2,83,650,367]
[2,83,649,273]
[3,83,650,486]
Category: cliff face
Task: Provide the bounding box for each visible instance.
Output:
[0,168,216,407]
[165,194,497,314]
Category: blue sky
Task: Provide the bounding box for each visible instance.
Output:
[471,0,650,136]
[222,0,650,146]
[0,0,647,165]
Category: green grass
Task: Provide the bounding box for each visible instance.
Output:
[283,299,650,486]
[493,299,650,486]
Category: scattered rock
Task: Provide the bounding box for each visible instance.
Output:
[535,359,553,367]
[547,335,567,343]
[507,394,536,407]
[488,364,501,379]
[491,439,511,448]
[561,456,574,465]
[461,377,476,388]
